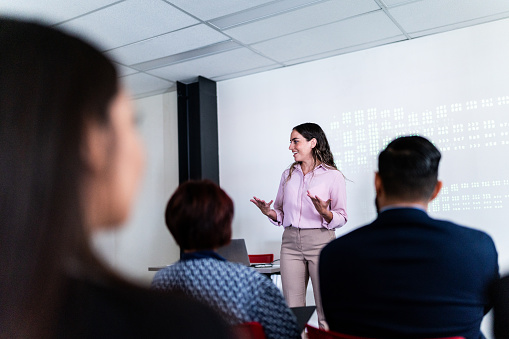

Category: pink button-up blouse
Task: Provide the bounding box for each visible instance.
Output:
[270,163,347,229]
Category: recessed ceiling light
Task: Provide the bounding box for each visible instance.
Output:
[209,0,326,30]
[130,40,241,71]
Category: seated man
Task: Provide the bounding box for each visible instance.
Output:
[319,136,499,339]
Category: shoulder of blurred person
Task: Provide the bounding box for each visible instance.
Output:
[57,274,232,339]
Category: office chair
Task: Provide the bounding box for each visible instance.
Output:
[305,325,465,339]
[232,321,266,339]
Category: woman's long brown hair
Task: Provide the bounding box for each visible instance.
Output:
[0,18,118,337]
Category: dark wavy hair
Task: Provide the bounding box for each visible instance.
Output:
[165,180,233,251]
[378,136,441,201]
[288,122,338,179]
[0,18,118,337]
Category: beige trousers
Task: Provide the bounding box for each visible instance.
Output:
[280,227,336,329]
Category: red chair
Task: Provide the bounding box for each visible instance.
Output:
[306,325,373,339]
[232,322,266,339]
[248,254,274,264]
[305,325,465,339]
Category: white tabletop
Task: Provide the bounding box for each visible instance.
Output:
[148,264,281,275]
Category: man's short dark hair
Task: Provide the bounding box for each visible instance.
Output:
[378,136,441,201]
[165,180,233,251]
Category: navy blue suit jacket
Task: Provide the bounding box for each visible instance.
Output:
[320,208,499,339]
[492,275,509,339]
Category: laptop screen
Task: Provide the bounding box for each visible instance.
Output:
[216,239,251,266]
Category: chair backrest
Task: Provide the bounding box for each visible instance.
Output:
[305,325,465,339]
[306,325,373,339]
[232,322,266,339]
[248,254,274,264]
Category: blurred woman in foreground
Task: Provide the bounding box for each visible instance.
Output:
[0,18,229,338]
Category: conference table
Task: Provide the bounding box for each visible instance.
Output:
[148,264,281,276]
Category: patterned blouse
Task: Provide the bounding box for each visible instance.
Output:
[151,251,301,339]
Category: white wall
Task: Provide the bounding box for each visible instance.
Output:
[217,18,509,273]
[89,18,508,335]
[92,91,180,285]
[217,18,509,337]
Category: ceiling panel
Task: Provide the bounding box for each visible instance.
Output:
[212,64,282,82]
[131,41,241,71]
[147,48,278,83]
[106,24,229,66]
[388,0,509,34]
[407,11,509,39]
[5,0,509,98]
[283,35,406,66]
[251,11,404,62]
[381,0,422,7]
[115,63,139,77]
[209,0,324,30]
[0,0,119,24]
[225,0,380,44]
[121,73,174,97]
[57,0,198,51]
[168,0,275,21]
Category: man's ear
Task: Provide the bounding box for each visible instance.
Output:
[82,121,108,174]
[429,180,443,202]
[375,172,383,196]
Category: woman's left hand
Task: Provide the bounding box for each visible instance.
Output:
[307,191,333,223]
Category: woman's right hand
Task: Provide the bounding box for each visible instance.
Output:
[250,196,274,216]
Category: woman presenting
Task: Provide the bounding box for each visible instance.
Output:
[251,122,347,329]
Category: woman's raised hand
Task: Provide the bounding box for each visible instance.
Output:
[250,196,273,216]
[307,191,333,223]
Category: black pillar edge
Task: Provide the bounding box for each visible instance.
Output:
[176,77,219,185]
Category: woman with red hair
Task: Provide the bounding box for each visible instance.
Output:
[152,180,300,339]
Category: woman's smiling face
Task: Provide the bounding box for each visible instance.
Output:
[289,129,315,163]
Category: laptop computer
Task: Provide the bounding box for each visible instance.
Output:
[216,239,251,266]
[290,306,316,332]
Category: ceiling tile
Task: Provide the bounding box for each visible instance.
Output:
[57,0,198,51]
[388,0,509,33]
[115,63,139,76]
[167,0,275,20]
[147,48,278,82]
[106,24,230,66]
[121,73,174,97]
[381,0,422,7]
[211,64,282,82]
[6,0,507,99]
[407,11,509,38]
[283,35,407,66]
[225,0,380,44]
[0,0,119,25]
[251,11,403,62]
[209,0,327,29]
[131,41,241,71]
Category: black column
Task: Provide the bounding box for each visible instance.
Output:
[177,76,219,185]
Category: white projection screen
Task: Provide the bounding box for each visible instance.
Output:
[217,16,509,283]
